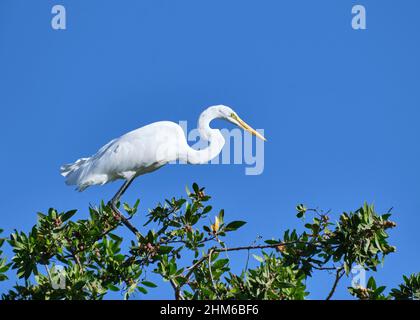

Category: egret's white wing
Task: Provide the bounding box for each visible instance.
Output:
[61,121,185,190]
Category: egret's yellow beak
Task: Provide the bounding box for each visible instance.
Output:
[233,114,266,141]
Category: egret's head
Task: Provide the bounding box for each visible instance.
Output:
[216,105,266,141]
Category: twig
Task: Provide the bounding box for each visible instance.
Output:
[45,265,53,284]
[169,279,184,300]
[213,241,313,253]
[164,235,217,246]
[244,236,261,272]
[109,202,143,238]
[72,252,83,270]
[185,255,209,280]
[311,265,337,271]
[207,249,219,298]
[108,177,143,238]
[326,267,345,300]
[181,240,317,292]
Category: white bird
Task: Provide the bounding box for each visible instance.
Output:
[61,105,265,219]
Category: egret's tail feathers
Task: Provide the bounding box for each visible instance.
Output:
[60,158,89,177]
[60,158,92,191]
[61,158,110,192]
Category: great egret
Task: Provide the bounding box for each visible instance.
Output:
[61,105,265,233]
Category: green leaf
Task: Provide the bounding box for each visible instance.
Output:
[142,281,157,288]
[252,254,264,263]
[224,221,247,231]
[212,258,229,270]
[138,286,148,294]
[203,206,212,214]
[344,263,350,275]
[159,246,174,254]
[108,233,122,243]
[61,210,77,222]
[264,239,280,245]
[107,284,120,292]
[218,210,225,223]
[367,277,376,289]
[296,204,307,218]
[376,286,386,295]
[123,203,131,212]
[382,213,392,220]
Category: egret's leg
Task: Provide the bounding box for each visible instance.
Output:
[108,177,142,238]
[110,177,135,205]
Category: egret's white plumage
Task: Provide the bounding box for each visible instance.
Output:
[61,105,265,191]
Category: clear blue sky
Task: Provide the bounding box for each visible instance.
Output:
[0,0,419,299]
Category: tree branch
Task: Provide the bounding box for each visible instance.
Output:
[207,249,220,298]
[169,278,184,300]
[181,240,318,291]
[109,202,143,238]
[213,240,322,253]
[326,267,345,300]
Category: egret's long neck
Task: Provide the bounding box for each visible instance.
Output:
[182,107,225,165]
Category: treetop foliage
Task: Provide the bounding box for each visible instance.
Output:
[0,183,418,300]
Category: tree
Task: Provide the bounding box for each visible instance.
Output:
[0,183,418,300]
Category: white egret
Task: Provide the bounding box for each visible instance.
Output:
[60,105,265,233]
